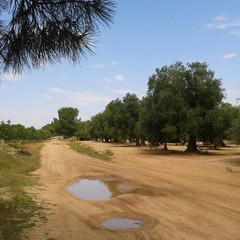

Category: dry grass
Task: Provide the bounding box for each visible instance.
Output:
[0,142,44,240]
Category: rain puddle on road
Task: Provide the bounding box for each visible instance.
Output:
[67,179,121,201]
[67,179,150,230]
[102,218,144,230]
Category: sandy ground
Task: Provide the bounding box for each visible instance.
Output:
[24,140,240,240]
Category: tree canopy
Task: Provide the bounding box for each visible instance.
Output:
[0,0,115,73]
[54,107,80,138]
[89,93,141,143]
[0,121,50,142]
[143,62,225,152]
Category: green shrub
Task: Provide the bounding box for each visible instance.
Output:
[68,141,113,161]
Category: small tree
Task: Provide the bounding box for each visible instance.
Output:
[199,103,237,148]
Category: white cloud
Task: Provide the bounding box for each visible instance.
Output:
[0,109,18,120]
[48,88,69,95]
[56,76,70,81]
[0,108,53,128]
[231,29,240,36]
[214,14,228,21]
[38,94,53,100]
[206,21,240,30]
[48,87,111,106]
[47,87,113,121]
[225,88,240,105]
[90,63,105,69]
[222,52,237,60]
[206,14,240,33]
[90,61,119,69]
[110,61,118,66]
[104,74,125,84]
[114,74,124,82]
[104,77,112,83]
[20,110,54,128]
[111,88,136,95]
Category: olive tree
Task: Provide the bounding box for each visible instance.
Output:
[143,62,224,152]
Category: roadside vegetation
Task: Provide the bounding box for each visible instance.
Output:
[0,121,51,142]
[0,142,44,240]
[68,141,113,161]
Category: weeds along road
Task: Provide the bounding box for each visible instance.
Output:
[25,140,240,240]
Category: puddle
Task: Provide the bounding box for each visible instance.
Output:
[67,177,157,201]
[67,179,121,201]
[102,218,144,230]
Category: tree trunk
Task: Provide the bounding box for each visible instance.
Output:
[214,140,227,149]
[135,138,140,146]
[140,138,146,146]
[163,142,168,150]
[186,134,199,153]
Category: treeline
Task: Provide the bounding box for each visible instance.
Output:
[42,62,240,152]
[2,61,240,150]
[0,121,51,142]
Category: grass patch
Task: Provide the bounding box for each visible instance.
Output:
[0,142,43,240]
[68,141,113,161]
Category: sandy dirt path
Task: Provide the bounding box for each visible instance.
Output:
[25,140,240,240]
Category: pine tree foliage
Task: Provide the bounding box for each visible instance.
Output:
[0,0,115,73]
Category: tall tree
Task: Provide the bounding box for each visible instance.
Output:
[182,62,224,152]
[90,112,106,141]
[104,99,126,142]
[143,62,224,152]
[122,93,140,143]
[0,0,115,73]
[141,63,187,149]
[56,107,79,138]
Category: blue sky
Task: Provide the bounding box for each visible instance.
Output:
[1,0,240,128]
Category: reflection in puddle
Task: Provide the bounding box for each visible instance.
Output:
[102,218,143,230]
[67,179,121,201]
[67,178,157,201]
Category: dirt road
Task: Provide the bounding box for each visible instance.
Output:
[25,140,240,240]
